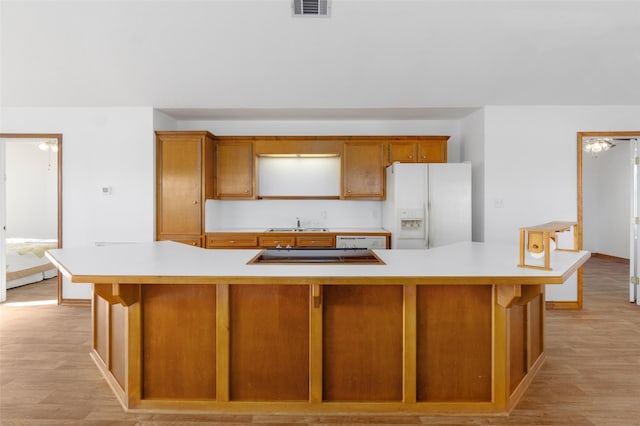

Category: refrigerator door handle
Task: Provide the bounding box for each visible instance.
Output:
[424,202,430,249]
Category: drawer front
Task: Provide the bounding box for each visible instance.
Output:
[158,236,203,247]
[259,236,296,248]
[295,236,335,248]
[173,238,203,247]
[206,234,258,248]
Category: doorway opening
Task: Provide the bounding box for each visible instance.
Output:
[0,133,62,305]
[578,131,640,306]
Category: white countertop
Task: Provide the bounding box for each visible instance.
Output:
[46,241,590,286]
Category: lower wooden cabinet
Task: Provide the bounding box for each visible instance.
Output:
[158,236,203,247]
[258,236,295,248]
[142,285,217,399]
[322,285,404,401]
[229,285,310,401]
[93,281,545,414]
[416,285,492,401]
[209,233,336,248]
[206,234,258,248]
[295,235,334,248]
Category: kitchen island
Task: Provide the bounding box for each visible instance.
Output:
[46,241,589,415]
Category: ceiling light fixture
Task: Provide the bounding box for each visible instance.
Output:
[38,140,58,152]
[583,137,615,155]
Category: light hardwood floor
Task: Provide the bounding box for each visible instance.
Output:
[1,258,639,425]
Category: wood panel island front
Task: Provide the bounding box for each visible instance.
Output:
[46,241,589,416]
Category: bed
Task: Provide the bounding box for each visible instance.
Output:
[6,238,58,289]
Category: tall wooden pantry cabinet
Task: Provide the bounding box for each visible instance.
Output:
[155,131,215,247]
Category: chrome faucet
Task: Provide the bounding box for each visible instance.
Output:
[296,217,301,228]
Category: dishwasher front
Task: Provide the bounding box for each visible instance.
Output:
[335,235,387,249]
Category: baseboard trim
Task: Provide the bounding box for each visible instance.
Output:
[60,298,91,306]
[591,253,630,264]
[546,301,581,310]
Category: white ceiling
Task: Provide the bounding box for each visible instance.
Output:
[157,107,480,120]
[2,1,639,121]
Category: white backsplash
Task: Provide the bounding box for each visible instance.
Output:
[257,157,341,197]
[205,199,382,231]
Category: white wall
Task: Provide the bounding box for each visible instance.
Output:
[483,106,640,301]
[5,141,58,239]
[206,200,382,231]
[461,109,485,243]
[153,109,177,131]
[484,106,640,243]
[583,141,633,258]
[0,107,156,299]
[0,142,5,302]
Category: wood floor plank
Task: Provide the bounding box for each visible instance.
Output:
[2,261,640,424]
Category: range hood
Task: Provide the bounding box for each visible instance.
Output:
[257,155,341,198]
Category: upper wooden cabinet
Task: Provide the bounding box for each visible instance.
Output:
[155,131,215,246]
[417,141,447,163]
[342,142,385,200]
[388,142,417,163]
[387,137,449,165]
[216,141,255,199]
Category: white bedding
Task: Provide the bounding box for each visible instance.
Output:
[6,238,58,289]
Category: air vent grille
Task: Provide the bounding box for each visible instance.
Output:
[293,0,330,17]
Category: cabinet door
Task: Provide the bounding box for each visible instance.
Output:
[418,141,447,163]
[217,142,254,199]
[206,234,259,248]
[157,136,202,236]
[388,142,417,165]
[158,236,203,247]
[342,142,385,200]
[259,236,296,248]
[295,236,335,248]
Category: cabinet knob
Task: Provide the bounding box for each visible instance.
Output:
[192,200,198,204]
[229,240,236,244]
[192,242,197,246]
[244,188,249,193]
[409,155,413,159]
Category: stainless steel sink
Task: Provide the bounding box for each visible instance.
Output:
[248,248,384,264]
[266,227,329,232]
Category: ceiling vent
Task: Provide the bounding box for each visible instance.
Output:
[292,0,330,17]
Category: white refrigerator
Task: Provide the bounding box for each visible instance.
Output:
[382,162,472,249]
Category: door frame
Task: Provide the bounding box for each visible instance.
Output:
[0,133,63,304]
[576,130,640,308]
